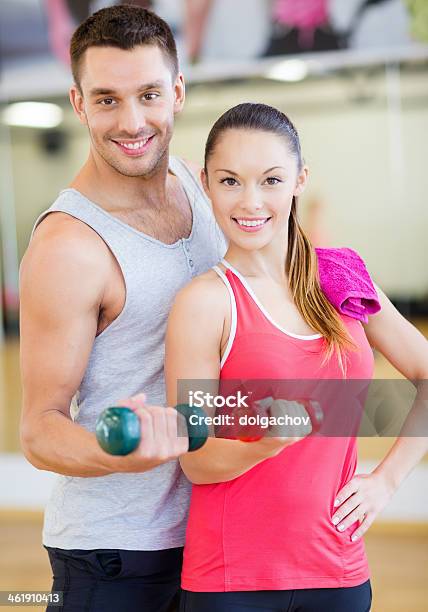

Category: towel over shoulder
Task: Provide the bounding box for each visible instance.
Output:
[315,247,381,323]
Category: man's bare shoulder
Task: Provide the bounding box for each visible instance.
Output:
[20,212,111,304]
[31,212,107,252]
[23,212,111,272]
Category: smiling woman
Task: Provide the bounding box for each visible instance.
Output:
[200,103,353,365]
[164,101,428,612]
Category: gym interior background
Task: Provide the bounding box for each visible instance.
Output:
[0,1,427,610]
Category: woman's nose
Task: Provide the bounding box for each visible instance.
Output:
[241,186,263,212]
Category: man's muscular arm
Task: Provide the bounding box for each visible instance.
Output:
[20,214,187,477]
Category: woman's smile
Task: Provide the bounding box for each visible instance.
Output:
[231,216,272,232]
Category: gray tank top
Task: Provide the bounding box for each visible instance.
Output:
[32,156,227,550]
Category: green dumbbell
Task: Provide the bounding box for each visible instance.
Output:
[95,404,208,456]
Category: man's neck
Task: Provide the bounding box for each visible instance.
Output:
[70,152,171,214]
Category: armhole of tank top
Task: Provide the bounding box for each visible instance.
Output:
[30,209,51,240]
[30,208,129,342]
[212,265,237,369]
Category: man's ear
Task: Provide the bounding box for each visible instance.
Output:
[173,72,186,115]
[69,84,87,126]
[201,168,210,197]
[294,165,309,197]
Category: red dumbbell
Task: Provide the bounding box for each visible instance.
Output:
[235,397,323,442]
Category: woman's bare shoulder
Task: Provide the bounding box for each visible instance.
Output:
[171,270,228,329]
[179,267,228,299]
[167,268,230,357]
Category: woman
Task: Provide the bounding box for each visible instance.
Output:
[165,103,428,611]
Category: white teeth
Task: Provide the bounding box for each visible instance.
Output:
[119,138,149,150]
[236,218,269,227]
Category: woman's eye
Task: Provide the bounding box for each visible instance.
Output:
[220,178,238,186]
[265,177,281,185]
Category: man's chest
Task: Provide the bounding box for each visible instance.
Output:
[112,189,193,246]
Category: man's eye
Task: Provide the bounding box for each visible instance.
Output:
[143,93,159,101]
[100,98,115,106]
[220,178,238,186]
[265,177,282,185]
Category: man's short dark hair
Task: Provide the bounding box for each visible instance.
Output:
[70,4,179,89]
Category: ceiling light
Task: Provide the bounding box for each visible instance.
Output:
[2,102,63,128]
[265,59,308,82]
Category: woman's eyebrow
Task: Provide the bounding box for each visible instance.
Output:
[214,166,286,175]
[263,166,286,173]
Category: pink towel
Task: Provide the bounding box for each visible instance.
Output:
[316,247,381,323]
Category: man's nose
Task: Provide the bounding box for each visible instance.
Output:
[117,100,147,136]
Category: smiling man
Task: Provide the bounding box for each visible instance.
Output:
[19,5,226,612]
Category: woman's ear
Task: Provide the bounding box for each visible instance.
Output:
[293,165,309,197]
[201,168,210,197]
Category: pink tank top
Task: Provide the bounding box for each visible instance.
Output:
[181,258,374,592]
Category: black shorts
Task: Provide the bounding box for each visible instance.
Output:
[180,579,372,612]
[45,545,183,612]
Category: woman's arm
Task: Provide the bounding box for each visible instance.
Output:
[164,275,297,485]
[362,283,428,487]
[331,283,428,541]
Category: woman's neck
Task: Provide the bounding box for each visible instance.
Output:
[223,244,289,284]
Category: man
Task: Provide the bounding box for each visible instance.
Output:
[20,5,226,611]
